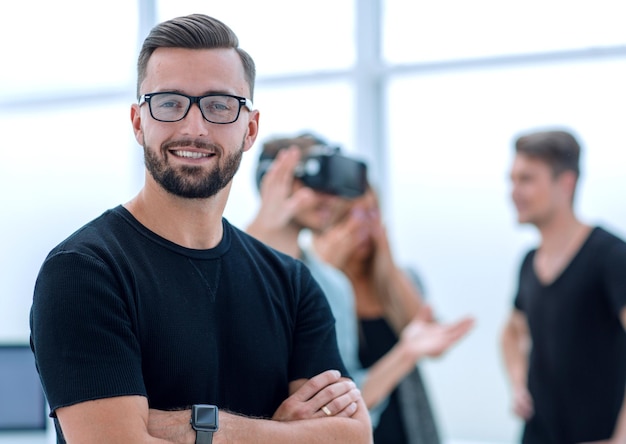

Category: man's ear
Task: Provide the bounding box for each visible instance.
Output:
[558,170,578,201]
[242,109,260,153]
[130,103,143,145]
[560,170,578,195]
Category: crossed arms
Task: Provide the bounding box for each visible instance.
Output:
[55,369,372,443]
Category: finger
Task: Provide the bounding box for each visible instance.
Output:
[319,387,362,418]
[334,401,358,418]
[287,187,317,213]
[275,147,301,184]
[446,317,476,339]
[262,148,299,189]
[310,379,357,413]
[289,369,342,402]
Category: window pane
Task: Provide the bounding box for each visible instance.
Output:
[0,0,137,101]
[156,0,355,76]
[385,58,626,440]
[0,101,139,339]
[224,81,355,228]
[384,0,626,64]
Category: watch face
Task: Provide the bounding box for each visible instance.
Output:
[192,405,218,431]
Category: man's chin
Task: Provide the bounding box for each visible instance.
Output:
[517,215,537,226]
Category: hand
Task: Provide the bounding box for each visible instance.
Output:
[272,370,361,421]
[248,147,316,236]
[511,385,534,420]
[314,208,368,270]
[399,314,475,360]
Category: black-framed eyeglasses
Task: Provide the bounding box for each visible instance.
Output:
[138,92,254,124]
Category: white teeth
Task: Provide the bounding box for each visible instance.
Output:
[173,150,210,159]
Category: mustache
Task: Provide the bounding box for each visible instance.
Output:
[162,139,220,152]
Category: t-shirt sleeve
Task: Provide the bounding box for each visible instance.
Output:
[30,251,146,415]
[288,264,349,381]
[603,239,626,316]
[513,251,534,312]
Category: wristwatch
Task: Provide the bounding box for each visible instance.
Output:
[191,404,219,444]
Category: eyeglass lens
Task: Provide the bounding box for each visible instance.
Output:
[149,93,242,123]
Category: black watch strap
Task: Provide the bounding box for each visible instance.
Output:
[195,430,214,444]
[191,404,218,444]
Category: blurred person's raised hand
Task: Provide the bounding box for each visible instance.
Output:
[254,147,315,230]
[247,146,316,255]
[314,207,369,270]
[399,313,475,360]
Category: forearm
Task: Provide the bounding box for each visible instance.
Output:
[360,341,418,409]
[611,387,626,441]
[217,406,372,444]
[500,326,528,389]
[381,268,423,333]
[149,405,372,444]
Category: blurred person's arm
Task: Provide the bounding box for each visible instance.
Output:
[56,370,372,444]
[500,309,534,420]
[370,223,425,332]
[377,262,427,334]
[360,313,474,409]
[607,390,626,444]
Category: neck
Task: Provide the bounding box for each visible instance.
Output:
[536,209,588,253]
[124,176,230,250]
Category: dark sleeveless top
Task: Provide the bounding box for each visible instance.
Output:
[360,316,441,444]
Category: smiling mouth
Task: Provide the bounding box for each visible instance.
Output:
[171,150,214,159]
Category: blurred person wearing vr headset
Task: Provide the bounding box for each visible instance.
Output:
[247,132,474,441]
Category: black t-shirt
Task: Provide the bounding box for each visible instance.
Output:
[30,206,347,441]
[514,227,626,443]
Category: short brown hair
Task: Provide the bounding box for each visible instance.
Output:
[515,129,581,177]
[136,14,256,100]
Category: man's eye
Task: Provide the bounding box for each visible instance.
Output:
[159,100,183,108]
[205,101,230,112]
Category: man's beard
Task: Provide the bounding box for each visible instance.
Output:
[144,137,245,199]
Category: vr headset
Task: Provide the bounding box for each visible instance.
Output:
[256,145,368,199]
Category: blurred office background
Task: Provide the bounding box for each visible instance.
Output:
[1,1,625,442]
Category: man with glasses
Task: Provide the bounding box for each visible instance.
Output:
[30,13,371,444]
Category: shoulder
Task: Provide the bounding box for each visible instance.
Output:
[518,248,537,270]
[590,226,626,246]
[45,207,125,259]
[586,226,626,259]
